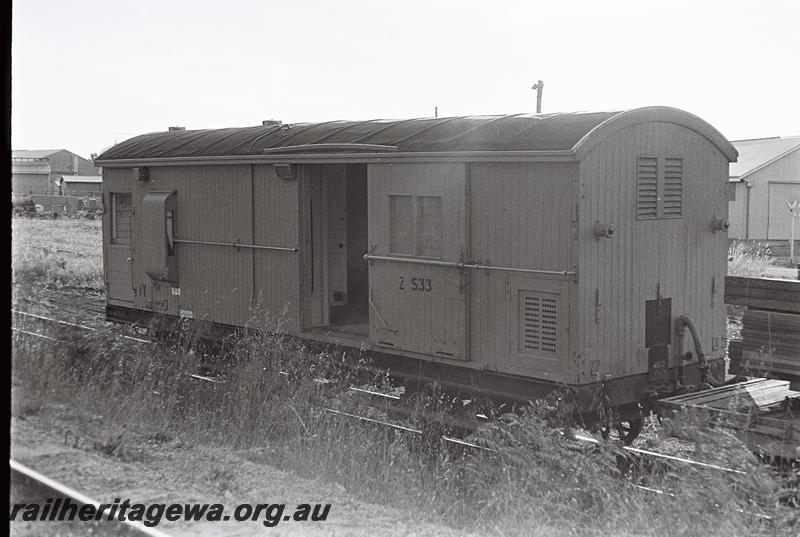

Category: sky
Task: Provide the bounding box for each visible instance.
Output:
[11,0,800,159]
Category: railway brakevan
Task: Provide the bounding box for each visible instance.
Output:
[95,107,738,435]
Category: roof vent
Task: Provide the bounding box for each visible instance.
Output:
[168,126,186,131]
[262,120,283,127]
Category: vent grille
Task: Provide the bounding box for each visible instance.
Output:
[636,157,658,219]
[663,157,683,217]
[637,156,683,220]
[519,291,558,354]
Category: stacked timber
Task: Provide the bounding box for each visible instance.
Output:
[725,276,800,313]
[725,276,800,384]
[660,378,800,413]
[658,378,800,460]
[738,310,800,378]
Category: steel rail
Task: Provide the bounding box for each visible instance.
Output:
[323,407,423,434]
[322,408,497,452]
[629,483,773,520]
[13,310,97,332]
[18,326,479,443]
[11,310,238,385]
[172,238,297,252]
[363,254,577,277]
[187,373,225,384]
[16,309,770,525]
[12,308,756,476]
[11,327,60,341]
[10,459,174,537]
[568,432,748,475]
[348,386,401,401]
[12,309,151,344]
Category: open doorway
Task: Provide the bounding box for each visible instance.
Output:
[329,164,369,330]
[302,163,369,336]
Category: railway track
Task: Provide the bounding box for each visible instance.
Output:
[14,291,107,323]
[16,306,797,523]
[13,309,151,344]
[10,459,173,537]
[11,307,761,480]
[17,310,792,520]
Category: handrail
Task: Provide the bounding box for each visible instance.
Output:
[173,238,297,252]
[363,254,576,277]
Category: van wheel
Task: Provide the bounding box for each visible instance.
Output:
[616,417,643,445]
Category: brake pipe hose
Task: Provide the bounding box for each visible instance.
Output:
[678,314,721,388]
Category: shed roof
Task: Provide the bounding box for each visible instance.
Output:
[12,149,64,159]
[96,107,738,163]
[729,136,800,181]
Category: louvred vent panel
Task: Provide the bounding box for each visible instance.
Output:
[663,157,683,217]
[519,291,558,354]
[637,156,683,219]
[637,157,658,219]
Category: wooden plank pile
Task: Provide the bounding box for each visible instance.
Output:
[726,276,800,384]
[737,310,800,378]
[725,276,800,313]
[659,378,799,413]
[658,378,800,459]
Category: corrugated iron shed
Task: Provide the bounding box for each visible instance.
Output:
[729,136,800,180]
[12,149,64,159]
[11,160,51,175]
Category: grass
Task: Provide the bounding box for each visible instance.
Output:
[751,240,800,268]
[12,319,800,536]
[11,216,104,290]
[11,217,800,536]
[728,240,777,277]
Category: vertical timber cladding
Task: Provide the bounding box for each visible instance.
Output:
[367,162,468,360]
[252,165,301,333]
[469,162,577,381]
[577,122,730,383]
[142,164,255,326]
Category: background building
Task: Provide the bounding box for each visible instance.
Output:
[12,149,100,195]
[56,175,103,197]
[728,136,800,240]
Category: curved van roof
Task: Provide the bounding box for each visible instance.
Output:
[96,107,737,163]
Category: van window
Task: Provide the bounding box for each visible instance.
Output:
[111,193,132,244]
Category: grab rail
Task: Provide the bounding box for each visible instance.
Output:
[363,254,576,277]
[173,238,297,252]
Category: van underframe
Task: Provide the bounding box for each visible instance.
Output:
[106,303,722,424]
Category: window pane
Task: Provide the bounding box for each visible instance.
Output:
[418,195,442,258]
[389,195,414,255]
[112,193,133,244]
